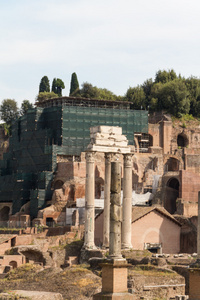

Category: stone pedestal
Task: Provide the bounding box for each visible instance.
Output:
[93,260,133,300]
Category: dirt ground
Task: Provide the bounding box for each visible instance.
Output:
[0,264,101,300]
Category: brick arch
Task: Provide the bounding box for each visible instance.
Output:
[164,177,180,214]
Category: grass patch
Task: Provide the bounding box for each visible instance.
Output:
[130,265,177,278]
[4,263,42,281]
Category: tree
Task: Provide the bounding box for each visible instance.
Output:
[155,69,177,84]
[36,92,58,102]
[0,99,19,136]
[56,79,65,96]
[52,78,57,94]
[0,99,19,125]
[69,72,79,96]
[20,100,33,115]
[39,76,50,93]
[79,82,118,100]
[124,86,146,109]
[79,82,98,98]
[51,78,65,96]
[156,79,190,117]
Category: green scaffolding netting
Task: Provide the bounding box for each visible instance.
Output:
[0,104,148,217]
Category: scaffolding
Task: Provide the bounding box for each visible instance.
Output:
[0,97,148,218]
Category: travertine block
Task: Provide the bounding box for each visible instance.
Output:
[87,144,131,154]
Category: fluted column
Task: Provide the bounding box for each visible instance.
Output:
[122,153,133,249]
[103,153,112,248]
[84,151,95,249]
[109,161,122,260]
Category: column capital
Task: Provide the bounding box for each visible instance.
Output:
[105,153,112,164]
[123,153,133,168]
[85,151,95,163]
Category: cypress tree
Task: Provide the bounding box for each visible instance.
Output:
[52,78,57,94]
[69,72,79,96]
[39,76,50,93]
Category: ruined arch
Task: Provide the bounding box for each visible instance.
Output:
[165,157,180,172]
[0,206,10,221]
[9,261,17,269]
[177,133,189,148]
[164,177,179,214]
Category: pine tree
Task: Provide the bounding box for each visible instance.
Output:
[69,72,79,96]
[39,76,50,93]
[51,78,65,96]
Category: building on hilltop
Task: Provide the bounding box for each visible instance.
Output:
[0,97,148,224]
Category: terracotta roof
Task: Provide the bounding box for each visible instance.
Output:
[132,206,181,226]
[0,234,17,245]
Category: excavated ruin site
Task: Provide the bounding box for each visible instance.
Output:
[0,97,200,299]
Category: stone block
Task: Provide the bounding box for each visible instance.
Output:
[90,126,122,135]
[87,145,131,154]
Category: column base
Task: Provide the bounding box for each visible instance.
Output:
[121,244,133,250]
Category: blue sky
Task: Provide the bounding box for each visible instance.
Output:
[0,0,200,106]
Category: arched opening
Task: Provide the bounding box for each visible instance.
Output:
[167,178,179,190]
[177,133,189,148]
[165,158,180,172]
[9,261,17,269]
[164,178,179,214]
[0,206,10,221]
[54,180,64,190]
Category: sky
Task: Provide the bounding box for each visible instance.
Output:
[0,0,200,106]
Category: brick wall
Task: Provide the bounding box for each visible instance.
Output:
[95,210,181,253]
[132,210,180,253]
[179,170,200,204]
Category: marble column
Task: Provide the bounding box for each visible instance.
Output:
[84,151,95,249]
[103,153,112,248]
[122,153,133,249]
[109,161,123,260]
